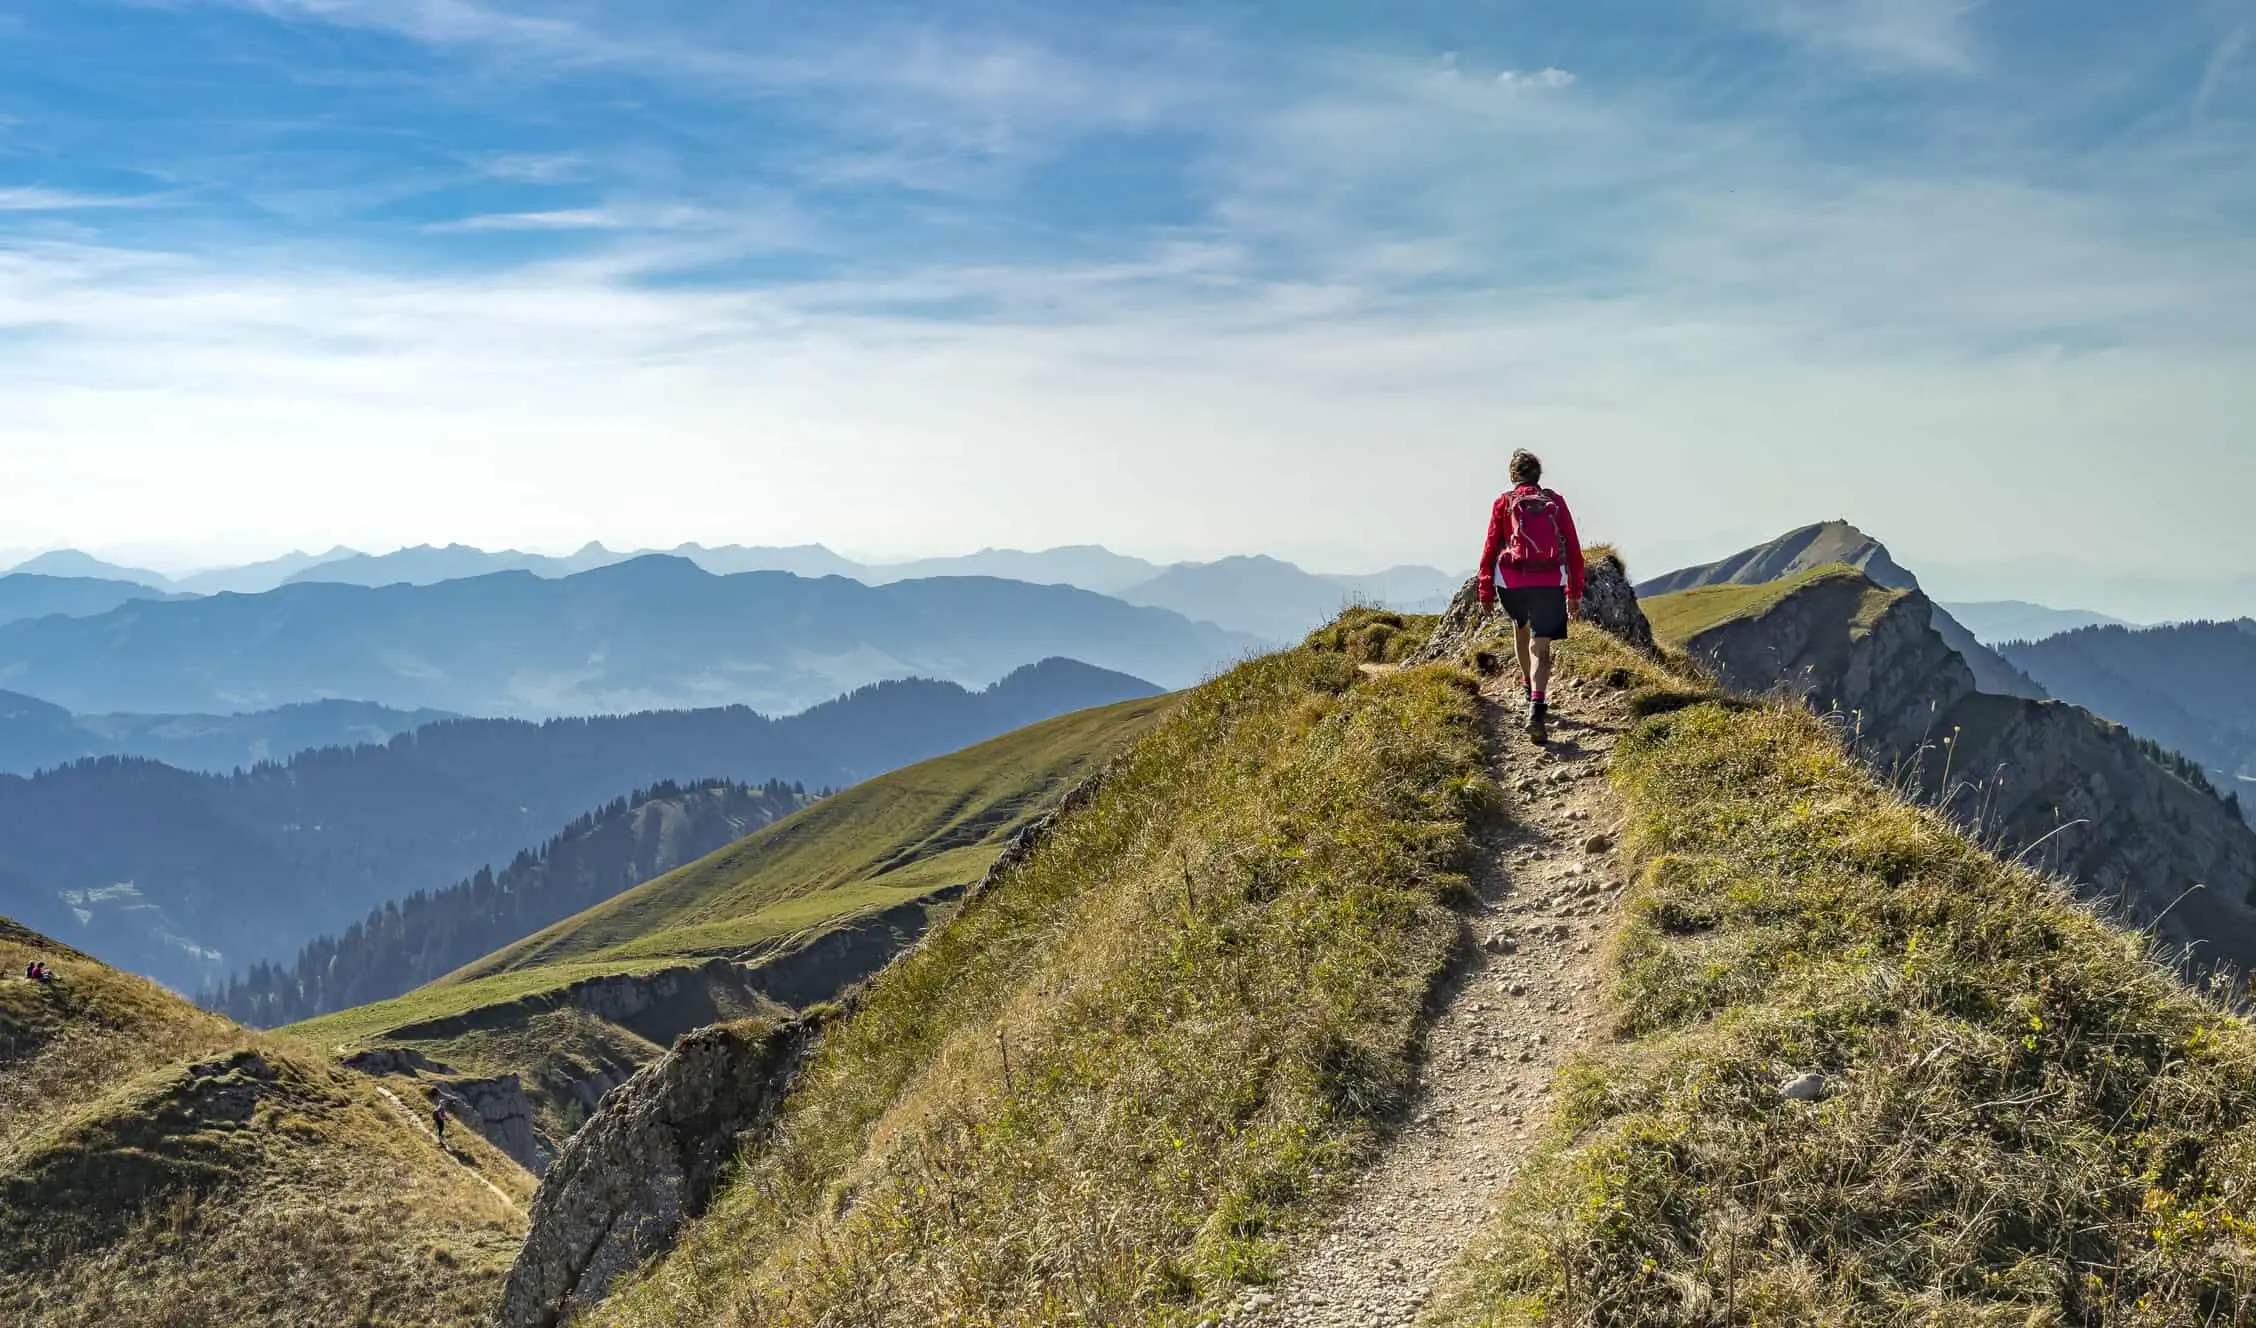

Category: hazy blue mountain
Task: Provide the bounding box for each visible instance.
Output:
[1121,555,1359,641]
[870,545,1164,594]
[3,550,174,588]
[662,542,869,578]
[0,573,181,627]
[0,657,1160,993]
[173,547,362,595]
[0,557,1240,717]
[284,541,627,587]
[1638,521,2049,702]
[1939,600,2132,645]
[2002,621,2256,807]
[0,692,454,775]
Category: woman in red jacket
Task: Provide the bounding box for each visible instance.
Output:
[1475,449,1584,744]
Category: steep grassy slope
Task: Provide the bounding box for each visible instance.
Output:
[0,918,530,1325]
[588,625,1489,1326]
[1641,562,1899,650]
[1434,631,2256,1326]
[288,696,1170,1148]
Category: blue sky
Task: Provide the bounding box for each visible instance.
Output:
[1,0,2253,608]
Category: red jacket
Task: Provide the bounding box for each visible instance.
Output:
[1477,485,1585,604]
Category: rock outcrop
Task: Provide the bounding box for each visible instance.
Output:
[495,1017,821,1328]
[1680,571,2256,975]
[1411,551,1655,665]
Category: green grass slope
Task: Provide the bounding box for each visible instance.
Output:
[1641,561,1900,650]
[0,918,530,1326]
[287,696,1170,1145]
[1433,630,2256,1326]
[590,622,1491,1326]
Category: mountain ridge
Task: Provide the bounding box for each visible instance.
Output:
[0,556,1230,717]
[1636,520,2050,701]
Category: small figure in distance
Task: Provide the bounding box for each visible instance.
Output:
[1474,448,1585,746]
[432,1101,448,1145]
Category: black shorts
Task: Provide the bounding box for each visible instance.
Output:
[1499,586,1569,640]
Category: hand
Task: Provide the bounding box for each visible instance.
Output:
[1568,597,1583,621]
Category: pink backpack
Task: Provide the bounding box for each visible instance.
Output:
[1501,489,1566,571]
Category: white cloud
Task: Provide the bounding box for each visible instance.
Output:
[2197,24,2251,120]
[0,188,158,212]
[1750,0,1982,75]
[1497,67,1576,89]
[477,152,590,183]
[425,204,726,233]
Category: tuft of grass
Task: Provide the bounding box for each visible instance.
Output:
[1,920,529,1326]
[1306,606,1435,664]
[1431,632,2256,1327]
[594,629,1493,1327]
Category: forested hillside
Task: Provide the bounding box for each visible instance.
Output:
[206,780,807,1026]
[2003,618,2256,805]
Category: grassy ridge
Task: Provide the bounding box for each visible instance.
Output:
[286,696,1168,1148]
[594,630,1490,1326]
[445,695,1169,984]
[1433,632,2256,1326]
[0,919,529,1326]
[1641,563,1899,650]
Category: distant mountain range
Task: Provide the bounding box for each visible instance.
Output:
[2002,620,2256,805]
[0,691,454,775]
[1638,521,2049,701]
[0,657,1159,994]
[0,556,1235,717]
[1939,600,2133,645]
[3,543,1457,643]
[0,572,181,626]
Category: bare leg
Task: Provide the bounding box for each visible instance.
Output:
[1514,623,1535,695]
[1530,636,1556,698]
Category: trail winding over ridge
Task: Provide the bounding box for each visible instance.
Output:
[1237,672,1633,1327]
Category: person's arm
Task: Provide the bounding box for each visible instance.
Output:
[1476,496,1509,605]
[1555,491,1586,608]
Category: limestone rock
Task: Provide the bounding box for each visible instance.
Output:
[1780,1072,1826,1102]
[495,1017,821,1328]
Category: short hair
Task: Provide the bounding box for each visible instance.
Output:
[1509,450,1543,485]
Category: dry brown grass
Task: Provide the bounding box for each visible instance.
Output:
[2,919,530,1325]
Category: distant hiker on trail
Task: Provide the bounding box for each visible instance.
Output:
[26,960,53,983]
[432,1102,448,1144]
[1475,449,1585,745]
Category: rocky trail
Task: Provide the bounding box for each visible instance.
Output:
[1234,672,1633,1328]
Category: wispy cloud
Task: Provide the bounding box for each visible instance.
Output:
[1496,67,1577,89]
[425,204,725,233]
[476,152,590,183]
[0,187,160,212]
[2197,23,2251,121]
[1749,0,1983,75]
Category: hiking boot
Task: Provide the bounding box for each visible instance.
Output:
[1527,704,1550,746]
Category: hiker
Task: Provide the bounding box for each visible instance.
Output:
[432,1102,448,1143]
[1475,449,1585,745]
